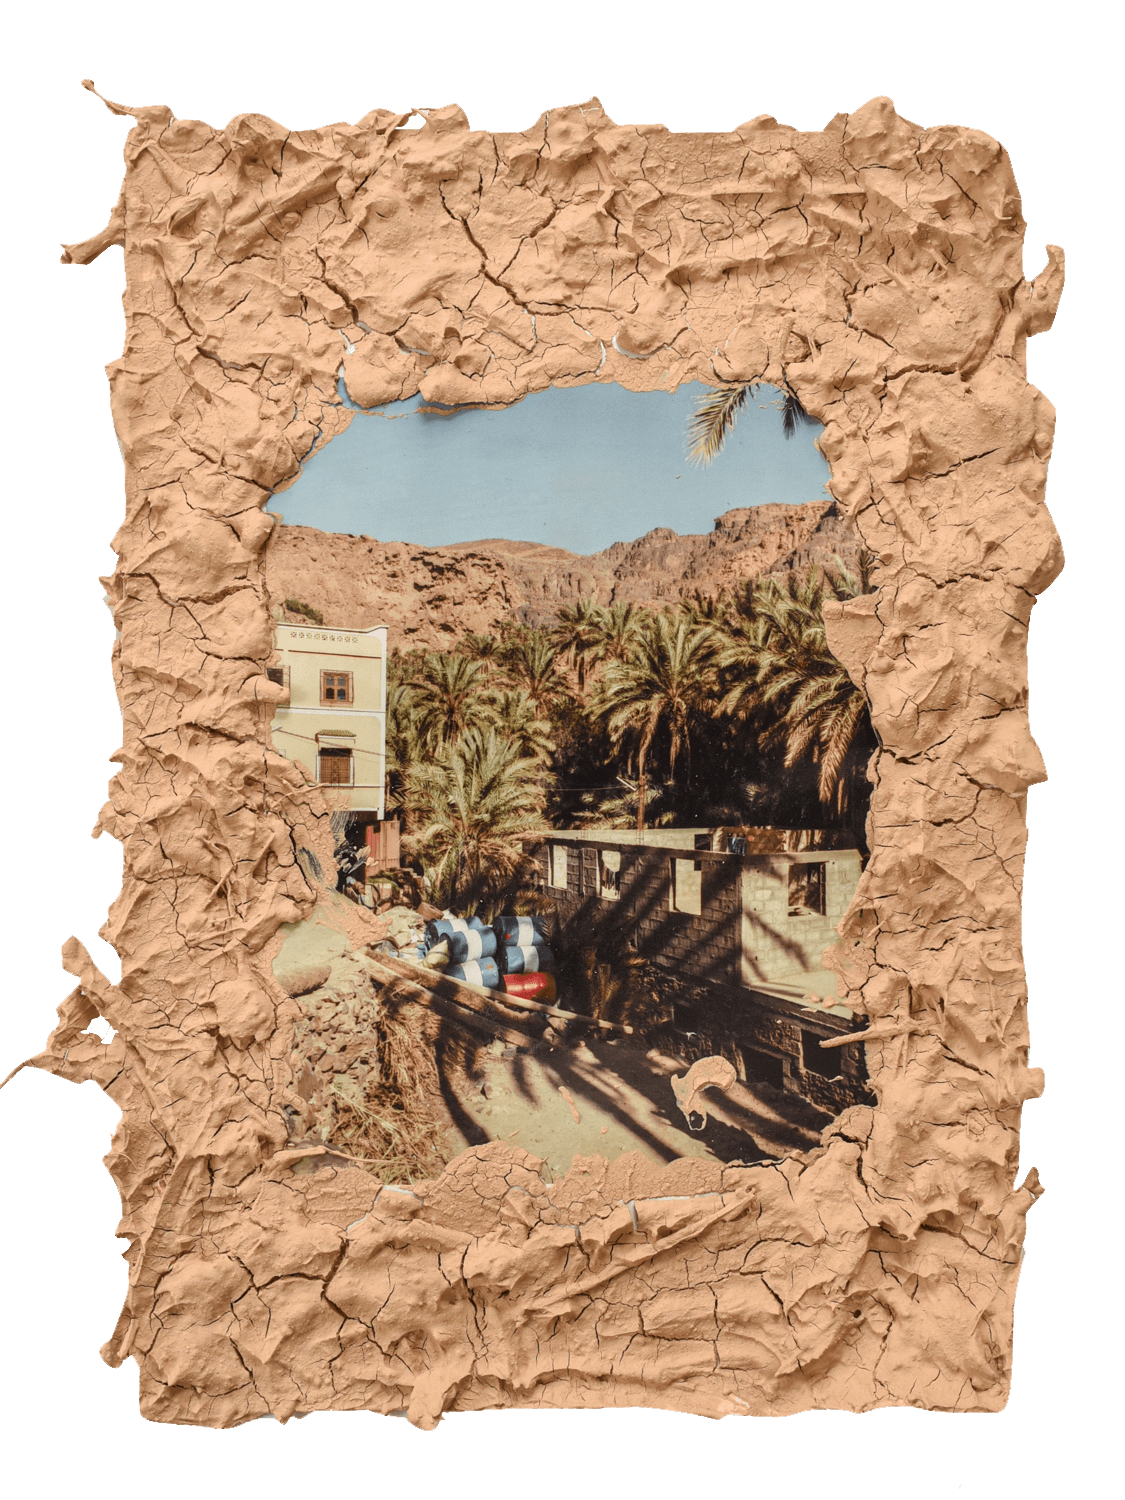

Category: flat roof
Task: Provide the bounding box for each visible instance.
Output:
[275,622,387,634]
[525,826,711,849]
[524,827,859,853]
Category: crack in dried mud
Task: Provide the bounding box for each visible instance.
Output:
[8,88,1064,1429]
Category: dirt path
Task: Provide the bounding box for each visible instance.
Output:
[442,1034,831,1179]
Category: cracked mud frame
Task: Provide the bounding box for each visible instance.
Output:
[268,381,877,1182]
[51,90,1057,1426]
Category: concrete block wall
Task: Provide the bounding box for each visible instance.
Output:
[626,851,741,988]
[741,850,861,988]
[530,839,862,996]
[525,836,872,1116]
[528,839,741,987]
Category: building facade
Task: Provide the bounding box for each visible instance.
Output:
[525,826,870,1114]
[269,622,390,844]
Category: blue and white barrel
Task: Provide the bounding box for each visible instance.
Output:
[428,917,469,938]
[445,958,501,988]
[426,917,490,950]
[445,927,498,962]
[500,943,554,975]
[494,914,548,947]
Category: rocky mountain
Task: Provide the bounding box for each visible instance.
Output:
[264,500,861,650]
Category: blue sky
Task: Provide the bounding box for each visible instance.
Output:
[273,379,832,555]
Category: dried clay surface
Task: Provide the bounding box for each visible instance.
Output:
[20,88,1063,1427]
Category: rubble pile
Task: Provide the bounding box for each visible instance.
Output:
[279,912,448,1182]
[338,847,426,913]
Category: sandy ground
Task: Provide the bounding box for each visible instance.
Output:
[276,908,834,1180]
[442,1034,831,1179]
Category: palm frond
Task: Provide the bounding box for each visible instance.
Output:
[782,390,818,439]
[817,691,867,809]
[688,383,754,465]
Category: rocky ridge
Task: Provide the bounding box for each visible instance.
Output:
[265,500,860,649]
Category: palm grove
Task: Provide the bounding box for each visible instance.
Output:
[384,386,877,915]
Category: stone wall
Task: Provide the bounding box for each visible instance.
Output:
[660,969,872,1116]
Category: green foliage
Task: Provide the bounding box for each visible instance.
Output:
[407,652,495,748]
[688,381,818,463]
[688,384,755,464]
[386,562,877,900]
[380,380,872,908]
[499,630,568,707]
[404,727,546,914]
[715,562,874,818]
[284,598,324,624]
[488,687,556,765]
[591,611,719,827]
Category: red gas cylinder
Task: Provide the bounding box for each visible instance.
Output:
[501,971,557,1004]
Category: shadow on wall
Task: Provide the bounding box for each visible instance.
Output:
[537,843,839,1013]
[523,834,873,1114]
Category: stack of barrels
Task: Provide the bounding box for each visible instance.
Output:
[420,913,556,1002]
[424,916,500,988]
[494,915,556,1003]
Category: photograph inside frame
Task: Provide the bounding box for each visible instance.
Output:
[265,372,877,1181]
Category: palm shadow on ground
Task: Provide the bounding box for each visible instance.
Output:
[441,1029,833,1174]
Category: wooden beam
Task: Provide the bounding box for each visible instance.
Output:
[366,952,633,1034]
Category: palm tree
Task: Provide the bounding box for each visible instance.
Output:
[713,568,826,721]
[486,687,556,765]
[681,588,729,628]
[585,600,646,676]
[408,652,494,749]
[569,781,677,831]
[688,381,816,464]
[386,679,425,774]
[552,598,603,689]
[688,383,757,463]
[500,632,567,709]
[781,389,819,438]
[404,727,545,913]
[766,666,871,818]
[592,612,718,829]
[712,565,874,821]
[457,631,502,679]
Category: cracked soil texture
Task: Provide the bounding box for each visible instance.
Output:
[16,86,1062,1427]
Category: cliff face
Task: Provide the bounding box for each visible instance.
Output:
[264,500,861,648]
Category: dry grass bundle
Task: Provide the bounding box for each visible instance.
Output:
[290,962,450,1184]
[321,996,450,1182]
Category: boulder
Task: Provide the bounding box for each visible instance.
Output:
[274,960,332,998]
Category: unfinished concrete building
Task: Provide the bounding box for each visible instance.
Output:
[525,827,870,1115]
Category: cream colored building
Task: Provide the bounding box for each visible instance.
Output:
[269,622,387,824]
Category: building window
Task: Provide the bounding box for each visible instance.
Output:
[548,843,569,889]
[321,670,353,704]
[318,747,354,785]
[789,862,826,917]
[801,1028,841,1079]
[266,665,287,687]
[598,848,621,900]
[670,858,703,916]
[743,1048,784,1090]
